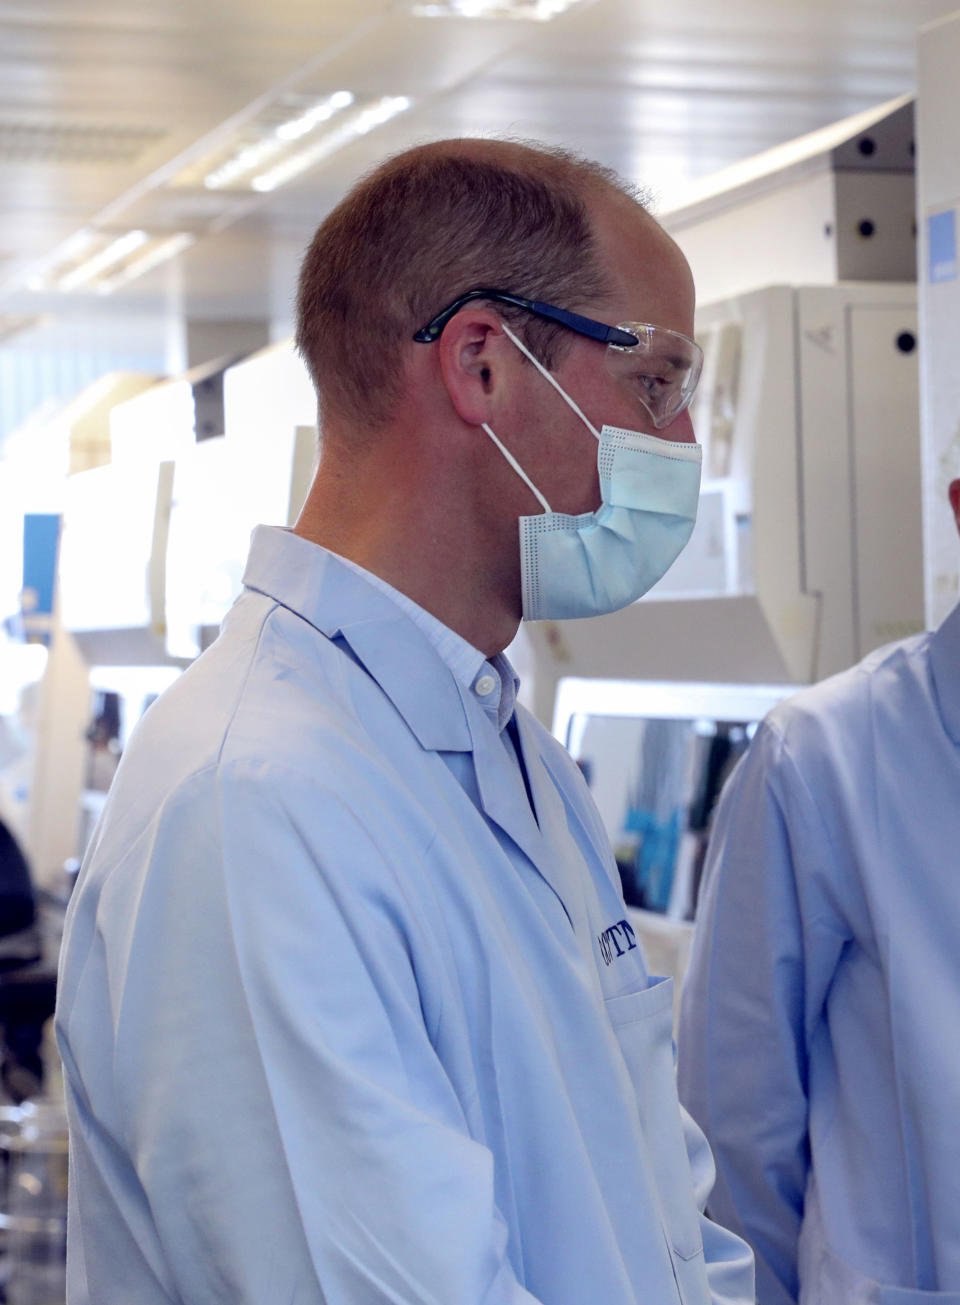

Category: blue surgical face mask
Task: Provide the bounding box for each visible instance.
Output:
[484,323,702,622]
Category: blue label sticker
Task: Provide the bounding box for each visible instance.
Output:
[929,209,957,284]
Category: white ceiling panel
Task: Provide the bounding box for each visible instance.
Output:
[0,0,958,403]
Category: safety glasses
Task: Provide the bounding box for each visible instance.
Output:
[412,288,702,430]
[604,321,703,430]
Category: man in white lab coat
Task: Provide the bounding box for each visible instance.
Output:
[56,138,754,1304]
[678,480,960,1305]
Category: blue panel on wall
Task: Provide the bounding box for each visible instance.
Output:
[21,514,61,617]
[928,209,957,284]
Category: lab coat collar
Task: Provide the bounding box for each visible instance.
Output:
[515,711,598,940]
[929,598,960,745]
[241,526,472,752]
[243,528,584,933]
[469,717,547,874]
[466,706,590,939]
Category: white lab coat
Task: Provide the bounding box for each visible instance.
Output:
[57,525,754,1305]
[678,602,960,1305]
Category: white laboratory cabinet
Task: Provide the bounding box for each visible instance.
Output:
[59,460,177,668]
[221,339,318,534]
[523,281,924,726]
[164,437,244,660]
[161,341,317,659]
[917,10,960,628]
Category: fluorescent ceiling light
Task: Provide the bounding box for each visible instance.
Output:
[30,229,194,295]
[275,90,355,142]
[0,314,48,344]
[204,137,288,190]
[412,0,582,18]
[24,225,101,287]
[95,233,196,295]
[55,227,100,264]
[251,96,413,193]
[56,230,149,291]
[191,90,357,191]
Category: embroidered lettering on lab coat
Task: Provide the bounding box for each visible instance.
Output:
[598,918,638,966]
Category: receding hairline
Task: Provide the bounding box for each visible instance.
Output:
[294,136,656,429]
[373,135,650,208]
[397,136,661,297]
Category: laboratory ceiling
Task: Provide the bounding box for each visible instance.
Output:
[0,0,956,333]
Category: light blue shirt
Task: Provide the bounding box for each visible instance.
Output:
[333,547,519,732]
[56,525,753,1305]
[678,602,960,1305]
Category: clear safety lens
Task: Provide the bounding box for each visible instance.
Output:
[604,322,704,430]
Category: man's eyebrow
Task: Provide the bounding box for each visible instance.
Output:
[628,351,688,372]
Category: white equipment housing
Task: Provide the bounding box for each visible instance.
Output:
[523,281,924,725]
[163,339,317,659]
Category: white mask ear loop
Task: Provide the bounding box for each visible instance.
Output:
[500,321,602,442]
[478,318,602,516]
[481,422,552,513]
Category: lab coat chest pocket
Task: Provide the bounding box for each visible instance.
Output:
[606,978,704,1267]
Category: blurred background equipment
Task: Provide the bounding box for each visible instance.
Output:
[0,1101,68,1305]
[553,680,795,1013]
[0,823,65,1303]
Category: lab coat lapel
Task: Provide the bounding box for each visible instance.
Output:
[465,703,596,950]
[467,703,552,892]
[512,710,599,946]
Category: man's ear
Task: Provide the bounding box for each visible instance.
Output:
[949,478,960,534]
[436,310,516,426]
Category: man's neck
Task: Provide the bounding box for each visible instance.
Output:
[294,465,521,658]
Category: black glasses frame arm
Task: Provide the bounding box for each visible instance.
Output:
[412,288,640,348]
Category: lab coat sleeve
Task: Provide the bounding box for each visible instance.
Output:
[682,1103,757,1304]
[73,758,543,1305]
[676,722,846,1305]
